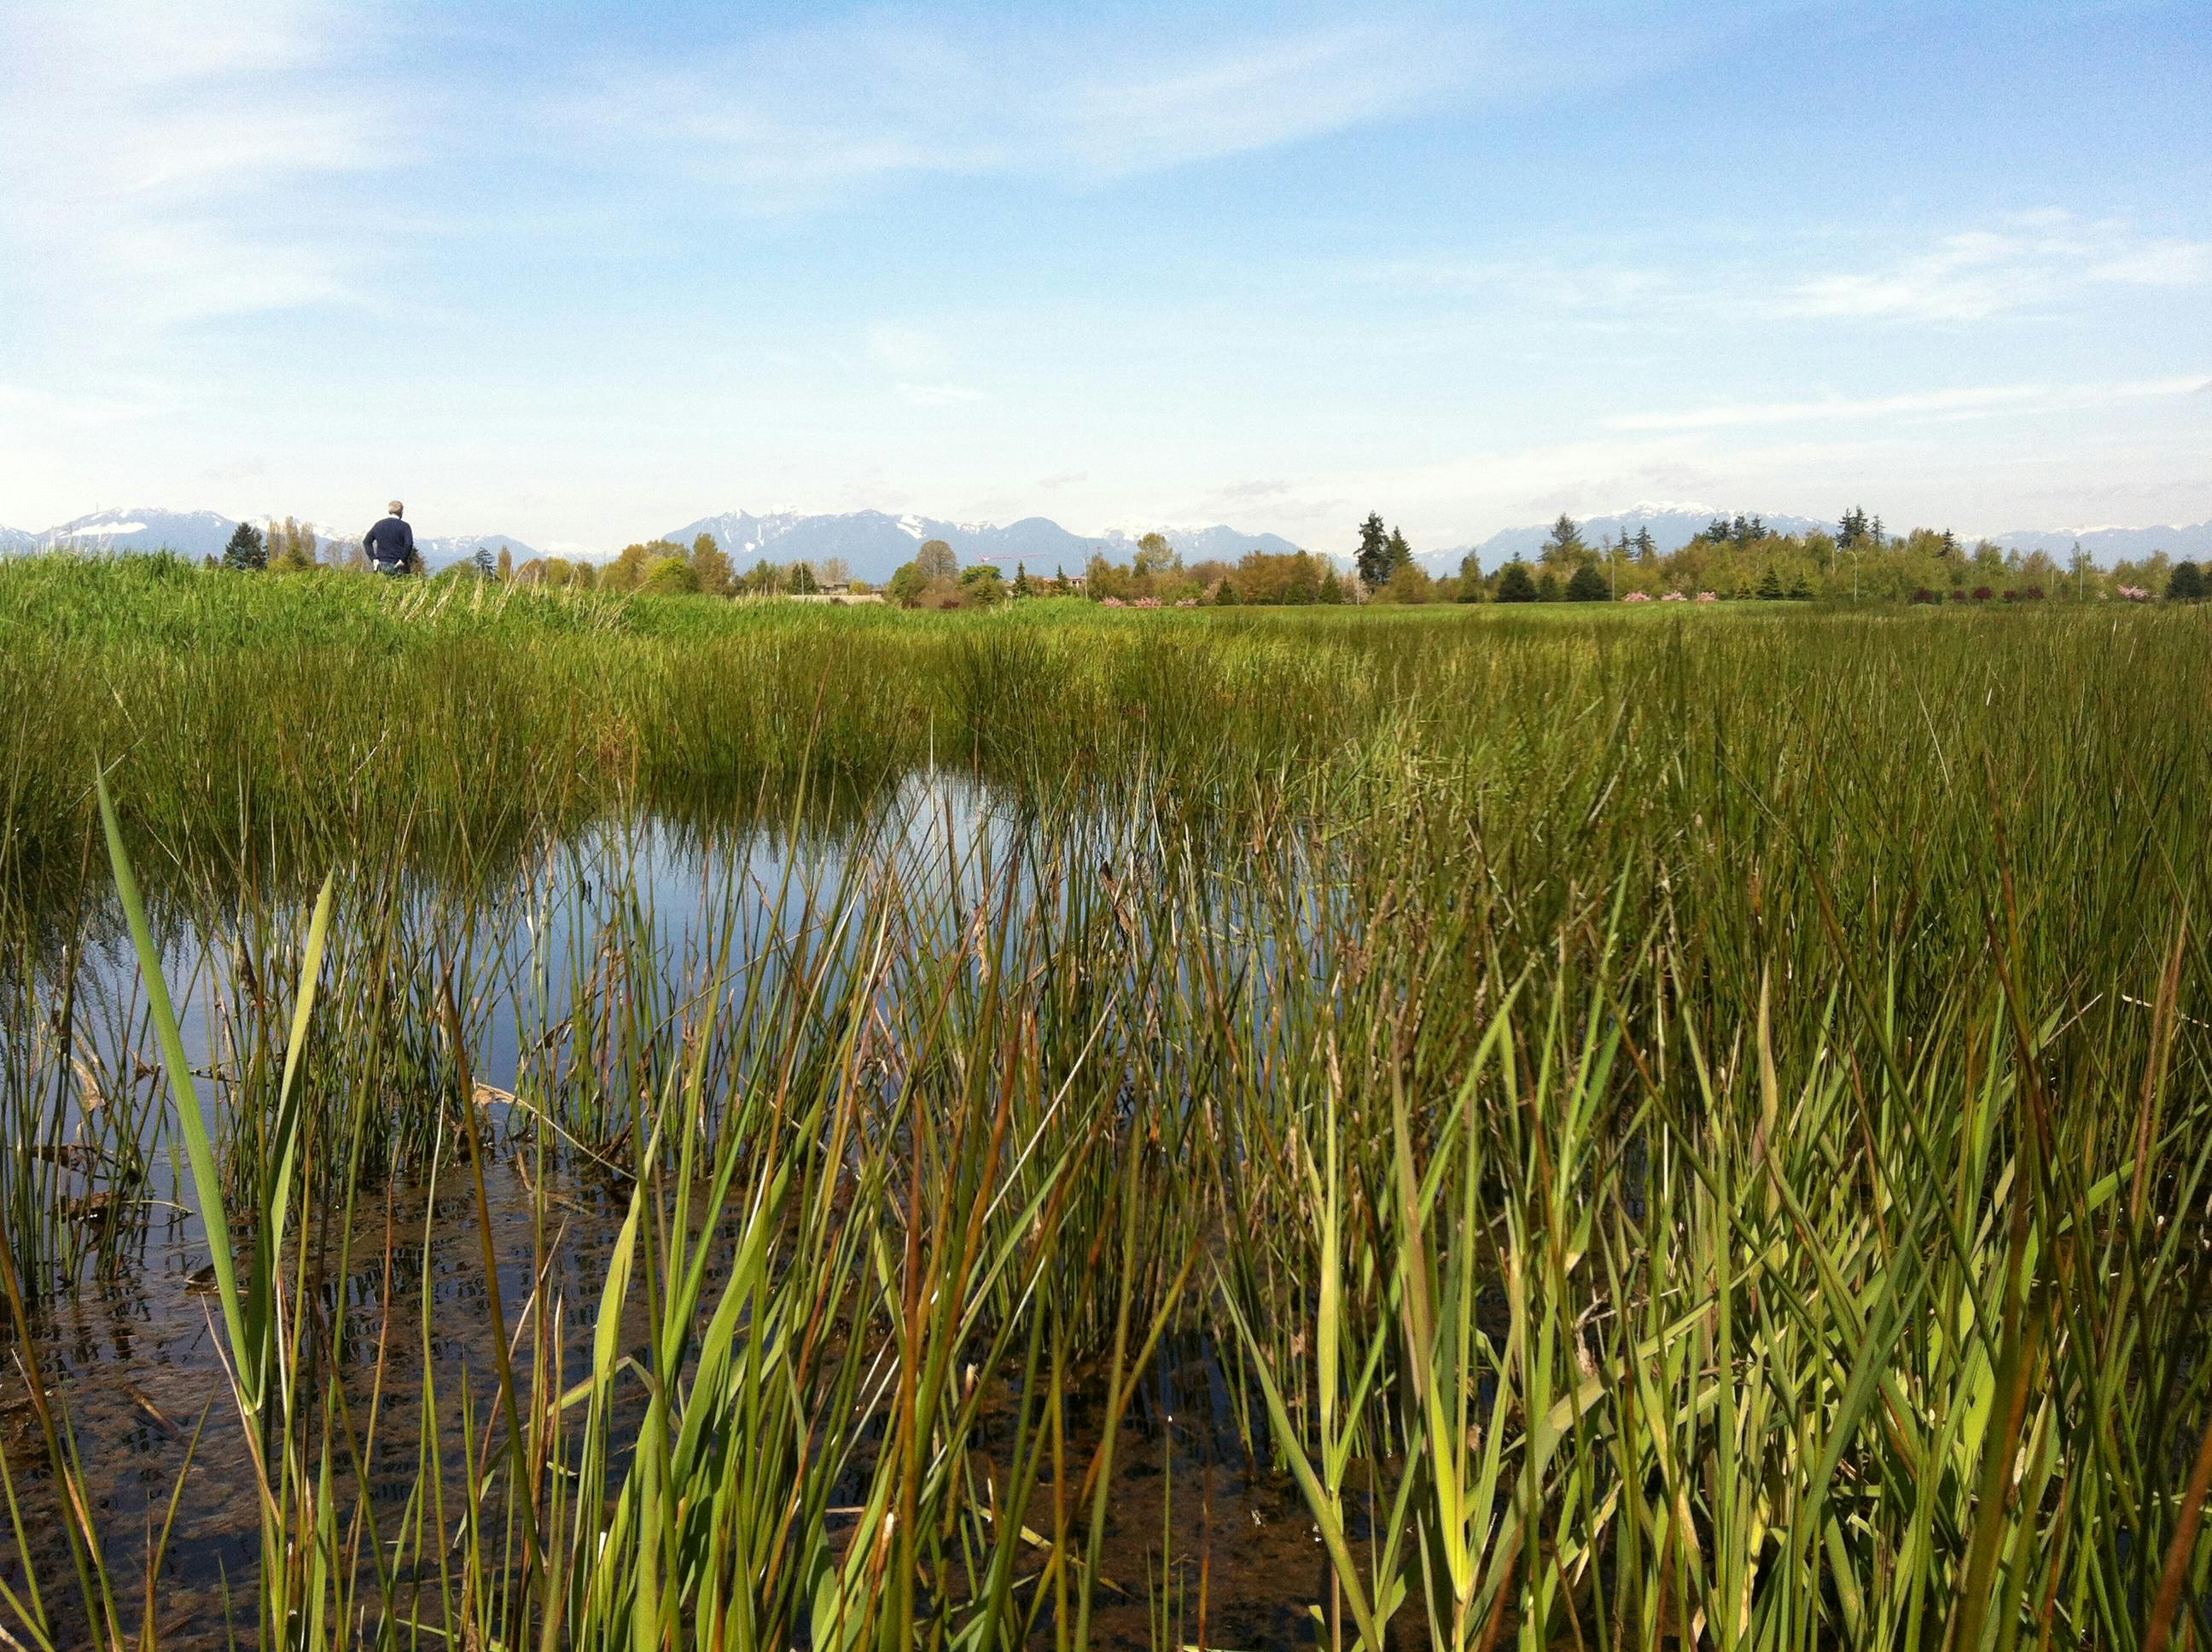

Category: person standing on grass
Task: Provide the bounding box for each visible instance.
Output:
[364,499,416,576]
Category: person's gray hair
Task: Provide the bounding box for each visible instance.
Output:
[387,499,405,516]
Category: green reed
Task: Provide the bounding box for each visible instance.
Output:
[2,560,2210,1647]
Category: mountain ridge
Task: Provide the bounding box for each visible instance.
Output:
[7,503,2209,573]
[660,509,1300,583]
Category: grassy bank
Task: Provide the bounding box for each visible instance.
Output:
[2,551,2210,1648]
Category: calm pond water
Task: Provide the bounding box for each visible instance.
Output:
[1,772,1354,1649]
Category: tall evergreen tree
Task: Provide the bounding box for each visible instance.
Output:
[1495,561,1539,603]
[221,521,266,571]
[1540,515,1587,567]
[473,543,497,579]
[1565,561,1610,602]
[1386,526,1414,578]
[1354,512,1391,589]
[1635,526,1657,561]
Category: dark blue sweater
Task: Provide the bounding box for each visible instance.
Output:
[364,515,415,565]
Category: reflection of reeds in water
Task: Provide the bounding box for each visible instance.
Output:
[3,556,2212,1648]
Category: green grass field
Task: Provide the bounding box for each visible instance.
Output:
[3,552,2211,1649]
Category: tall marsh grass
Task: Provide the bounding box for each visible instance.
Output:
[1,553,2209,1647]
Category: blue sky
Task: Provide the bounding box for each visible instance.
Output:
[2,0,2205,552]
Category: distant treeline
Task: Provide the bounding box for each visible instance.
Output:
[203,509,2206,607]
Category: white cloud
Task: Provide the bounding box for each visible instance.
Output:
[0,2,394,333]
[1776,212,2211,323]
[0,379,170,428]
[1610,375,2206,433]
[574,9,1687,210]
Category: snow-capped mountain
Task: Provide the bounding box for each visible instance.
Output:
[1987,521,2212,561]
[1428,505,2212,569]
[1094,524,1302,562]
[38,507,242,559]
[413,533,538,567]
[17,498,2203,578]
[662,509,1300,582]
[662,510,1091,581]
[1435,503,1836,570]
[6,507,541,568]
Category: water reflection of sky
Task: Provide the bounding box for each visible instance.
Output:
[0,766,1343,1648]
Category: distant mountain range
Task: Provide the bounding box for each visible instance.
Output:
[0,506,538,567]
[14,507,245,559]
[1426,503,1835,571]
[660,509,1299,583]
[3,502,2208,574]
[1986,521,2212,560]
[1431,503,2212,570]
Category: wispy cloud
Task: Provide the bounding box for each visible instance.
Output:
[573,7,1700,212]
[1610,375,2206,433]
[1775,212,2211,323]
[0,2,394,333]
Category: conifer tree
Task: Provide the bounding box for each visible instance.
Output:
[1540,515,1587,567]
[1495,561,1539,603]
[222,521,267,571]
[1565,561,1610,602]
[1354,512,1391,589]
